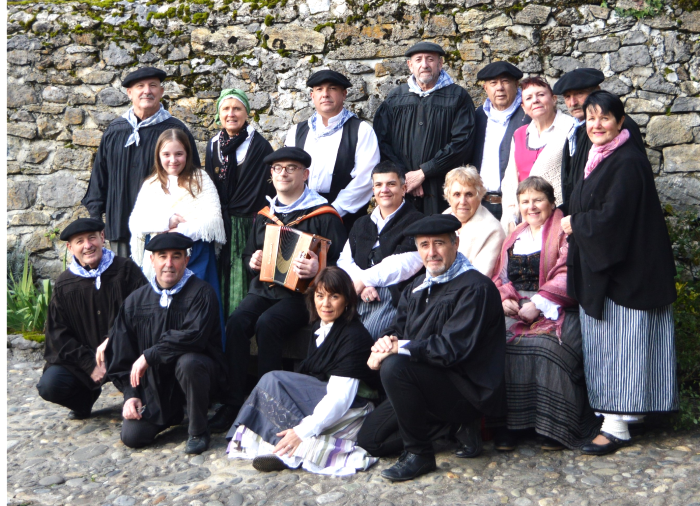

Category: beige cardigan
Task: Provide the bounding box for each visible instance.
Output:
[444,205,506,277]
[500,110,576,231]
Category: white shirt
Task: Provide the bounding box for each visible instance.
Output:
[526,109,567,150]
[285,112,380,217]
[480,97,523,193]
[337,202,424,287]
[293,322,360,440]
[211,124,255,165]
[498,227,560,320]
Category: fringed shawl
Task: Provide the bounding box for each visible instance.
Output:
[129,169,226,279]
[491,208,574,339]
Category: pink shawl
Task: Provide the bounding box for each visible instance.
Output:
[491,208,575,339]
[584,128,630,179]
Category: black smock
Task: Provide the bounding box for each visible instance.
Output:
[82,116,200,242]
[566,140,677,320]
[243,203,348,301]
[43,256,147,390]
[560,116,644,214]
[348,201,424,306]
[373,83,476,215]
[382,269,507,417]
[106,276,227,426]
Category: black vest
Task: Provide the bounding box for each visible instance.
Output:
[348,202,424,306]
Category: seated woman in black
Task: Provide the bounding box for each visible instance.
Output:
[226,267,380,475]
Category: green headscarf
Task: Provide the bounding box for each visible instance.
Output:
[215,89,250,124]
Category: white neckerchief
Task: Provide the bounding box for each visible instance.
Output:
[122,105,172,147]
[309,108,356,139]
[266,186,328,216]
[68,248,114,290]
[483,89,522,127]
[526,110,564,150]
[407,70,454,97]
[412,252,475,294]
[149,268,194,308]
[314,321,334,347]
[567,118,586,156]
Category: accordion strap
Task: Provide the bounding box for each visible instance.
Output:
[257,205,343,227]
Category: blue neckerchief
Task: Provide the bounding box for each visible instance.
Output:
[412,252,474,295]
[483,89,522,127]
[122,104,172,147]
[567,118,585,156]
[68,248,114,290]
[309,108,356,139]
[266,186,328,216]
[149,268,194,308]
[407,70,454,97]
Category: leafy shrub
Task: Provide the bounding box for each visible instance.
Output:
[7,252,52,335]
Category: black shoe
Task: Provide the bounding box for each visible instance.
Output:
[67,410,91,420]
[381,451,437,482]
[454,418,483,458]
[208,405,240,433]
[541,437,565,451]
[253,454,289,472]
[494,427,517,451]
[185,431,210,454]
[581,431,630,456]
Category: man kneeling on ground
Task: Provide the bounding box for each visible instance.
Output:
[356,214,507,481]
[107,233,227,454]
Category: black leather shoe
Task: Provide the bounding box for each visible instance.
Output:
[454,419,483,458]
[541,437,565,451]
[381,451,437,482]
[67,410,91,420]
[494,427,517,451]
[253,454,289,472]
[581,431,630,456]
[185,431,210,454]
[208,405,240,433]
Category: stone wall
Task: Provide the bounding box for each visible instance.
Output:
[7,0,700,280]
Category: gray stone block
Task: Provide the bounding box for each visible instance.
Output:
[663,144,700,172]
[609,45,651,72]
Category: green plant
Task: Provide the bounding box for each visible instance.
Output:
[615,0,664,19]
[7,252,52,335]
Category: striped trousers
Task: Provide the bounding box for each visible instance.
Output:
[579,298,678,414]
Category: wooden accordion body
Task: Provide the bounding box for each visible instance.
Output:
[260,224,332,293]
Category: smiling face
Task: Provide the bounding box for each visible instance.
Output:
[416,233,459,277]
[126,78,164,119]
[482,75,519,111]
[150,249,189,289]
[270,158,309,197]
[310,83,347,120]
[518,189,555,230]
[314,285,346,325]
[447,181,481,224]
[585,105,625,147]
[407,52,443,89]
[372,172,406,217]
[159,139,188,177]
[219,98,248,136]
[521,85,556,122]
[67,230,105,269]
[563,88,596,121]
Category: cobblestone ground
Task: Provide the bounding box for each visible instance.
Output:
[7,349,700,506]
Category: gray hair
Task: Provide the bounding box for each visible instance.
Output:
[443,165,486,201]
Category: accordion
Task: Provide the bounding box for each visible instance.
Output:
[260,224,332,293]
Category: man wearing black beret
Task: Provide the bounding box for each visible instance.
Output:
[106,232,227,454]
[373,41,477,215]
[554,68,645,213]
[285,69,380,233]
[472,61,531,220]
[82,66,200,257]
[208,146,348,431]
[356,214,506,481]
[37,218,147,420]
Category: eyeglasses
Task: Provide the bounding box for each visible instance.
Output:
[271,164,303,174]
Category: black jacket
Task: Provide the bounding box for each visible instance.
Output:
[567,140,676,319]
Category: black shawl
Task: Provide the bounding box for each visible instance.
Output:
[567,140,676,319]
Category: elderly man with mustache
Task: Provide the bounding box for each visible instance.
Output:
[82,67,200,257]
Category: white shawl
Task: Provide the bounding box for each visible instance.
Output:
[129,169,226,279]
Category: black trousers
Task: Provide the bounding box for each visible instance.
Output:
[37,364,101,414]
[223,294,309,406]
[481,200,503,221]
[357,355,481,456]
[120,352,217,448]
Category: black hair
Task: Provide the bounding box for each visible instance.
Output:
[371,160,406,185]
[583,89,625,123]
[305,267,358,324]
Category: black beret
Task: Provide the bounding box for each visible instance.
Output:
[144,232,194,252]
[552,68,604,95]
[477,61,523,81]
[263,147,312,168]
[405,41,446,57]
[307,69,352,89]
[60,218,105,241]
[403,214,462,237]
[122,67,168,88]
